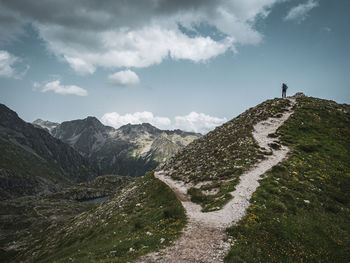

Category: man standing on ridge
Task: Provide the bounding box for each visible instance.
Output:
[282,83,288,98]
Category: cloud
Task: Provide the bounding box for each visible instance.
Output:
[39,25,234,71]
[174,112,227,134]
[40,80,88,96]
[64,56,95,75]
[0,50,28,79]
[0,0,281,73]
[101,111,227,134]
[284,0,319,23]
[108,70,140,86]
[101,111,171,130]
[0,50,17,77]
[0,6,24,43]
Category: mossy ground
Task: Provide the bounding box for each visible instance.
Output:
[17,172,186,263]
[225,97,350,262]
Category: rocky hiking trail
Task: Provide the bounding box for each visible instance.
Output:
[136,98,296,263]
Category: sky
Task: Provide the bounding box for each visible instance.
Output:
[0,0,349,134]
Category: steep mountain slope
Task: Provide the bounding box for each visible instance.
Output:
[47,118,200,177]
[0,104,96,199]
[145,134,181,163]
[51,116,113,155]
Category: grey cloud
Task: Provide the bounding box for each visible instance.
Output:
[0,6,24,43]
[1,0,215,31]
[0,0,281,72]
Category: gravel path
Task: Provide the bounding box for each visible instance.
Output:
[136,99,295,263]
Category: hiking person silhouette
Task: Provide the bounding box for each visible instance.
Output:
[282,83,288,98]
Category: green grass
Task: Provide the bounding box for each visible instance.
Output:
[18,172,186,263]
[225,97,350,262]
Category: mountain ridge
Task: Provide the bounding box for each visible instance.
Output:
[34,116,201,177]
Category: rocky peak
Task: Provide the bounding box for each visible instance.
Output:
[53,116,111,137]
[33,119,60,132]
[118,123,161,137]
[51,116,114,156]
[84,116,105,128]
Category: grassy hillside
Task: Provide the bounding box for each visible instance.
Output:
[225,97,350,262]
[18,172,186,263]
[0,175,132,262]
[163,98,291,212]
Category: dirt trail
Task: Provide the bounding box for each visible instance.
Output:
[136,99,295,263]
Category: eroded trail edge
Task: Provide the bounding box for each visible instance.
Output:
[137,99,295,263]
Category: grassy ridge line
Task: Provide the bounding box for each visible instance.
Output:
[225,97,350,262]
[17,172,186,263]
[165,98,291,212]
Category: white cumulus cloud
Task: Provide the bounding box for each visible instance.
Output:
[101,111,227,134]
[40,80,88,96]
[0,50,28,78]
[174,112,227,134]
[64,56,96,75]
[0,50,17,77]
[108,70,140,86]
[101,111,171,130]
[284,0,319,23]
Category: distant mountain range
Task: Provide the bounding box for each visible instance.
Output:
[0,104,96,200]
[0,104,200,200]
[33,117,201,177]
